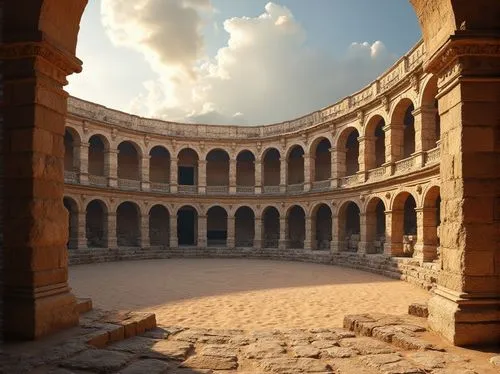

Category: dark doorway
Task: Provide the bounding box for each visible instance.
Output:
[178,207,196,245]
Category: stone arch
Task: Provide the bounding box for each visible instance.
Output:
[364,115,386,169]
[262,147,281,187]
[311,203,332,250]
[64,127,81,173]
[63,196,79,250]
[236,150,255,187]
[337,127,360,177]
[177,147,199,186]
[88,134,109,178]
[177,205,198,246]
[149,204,170,247]
[310,137,332,182]
[390,98,416,160]
[337,200,361,252]
[262,206,280,248]
[365,197,387,254]
[419,74,440,150]
[235,206,255,248]
[391,191,418,257]
[287,145,305,185]
[85,199,108,248]
[286,205,306,249]
[116,201,141,247]
[117,141,142,181]
[149,145,171,185]
[206,205,228,247]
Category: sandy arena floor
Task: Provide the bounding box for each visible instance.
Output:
[70,258,430,330]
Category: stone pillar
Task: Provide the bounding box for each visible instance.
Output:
[141,156,150,191]
[357,136,368,182]
[279,158,287,193]
[358,213,368,254]
[412,105,437,167]
[425,37,500,346]
[198,160,207,194]
[383,210,394,256]
[229,159,237,194]
[361,136,376,171]
[331,148,346,184]
[303,154,312,191]
[330,214,339,252]
[329,148,338,188]
[383,124,403,175]
[107,212,118,249]
[198,215,207,248]
[305,216,314,250]
[169,213,178,248]
[413,207,438,263]
[79,142,89,185]
[170,158,178,193]
[140,214,150,249]
[77,212,87,250]
[254,217,262,249]
[106,149,119,188]
[2,1,88,338]
[254,160,262,194]
[279,217,287,249]
[227,216,235,248]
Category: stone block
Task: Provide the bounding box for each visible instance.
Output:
[408,303,429,318]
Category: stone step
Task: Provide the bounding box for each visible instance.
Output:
[76,297,93,314]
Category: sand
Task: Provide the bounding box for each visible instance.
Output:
[69,258,430,330]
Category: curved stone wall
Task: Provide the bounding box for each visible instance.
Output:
[64,40,441,290]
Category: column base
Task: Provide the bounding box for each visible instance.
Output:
[141,182,150,191]
[412,244,437,263]
[428,286,500,346]
[357,241,368,254]
[330,240,340,253]
[4,285,79,340]
[79,173,89,185]
[253,239,262,250]
[303,240,312,250]
[278,240,287,250]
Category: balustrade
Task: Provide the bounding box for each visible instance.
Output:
[425,147,440,165]
[150,182,170,193]
[64,170,78,184]
[367,166,386,182]
[88,174,107,187]
[394,155,416,174]
[262,186,280,194]
[340,174,359,187]
[117,178,141,190]
[178,185,197,194]
[206,185,229,195]
[311,180,331,191]
[287,183,304,194]
[236,186,254,194]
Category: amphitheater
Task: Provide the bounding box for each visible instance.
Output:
[2,1,500,373]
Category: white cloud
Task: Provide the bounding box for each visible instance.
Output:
[101,1,397,125]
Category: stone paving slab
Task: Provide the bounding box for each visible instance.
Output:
[3,312,499,373]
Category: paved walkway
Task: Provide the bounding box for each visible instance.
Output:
[69,259,430,329]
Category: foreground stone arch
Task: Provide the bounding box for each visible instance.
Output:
[3,0,500,347]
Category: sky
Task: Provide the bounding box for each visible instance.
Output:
[68,1,421,126]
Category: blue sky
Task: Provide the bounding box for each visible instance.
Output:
[68,1,421,125]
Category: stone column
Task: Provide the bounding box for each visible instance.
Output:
[279,158,287,193]
[331,148,346,185]
[383,124,403,175]
[107,212,118,249]
[412,105,436,167]
[356,136,368,182]
[305,216,313,250]
[254,217,262,249]
[358,213,367,254]
[170,158,178,193]
[140,214,150,249]
[329,148,338,188]
[229,159,237,194]
[279,216,287,249]
[198,215,207,248]
[413,207,438,263]
[198,160,207,194]
[141,156,150,191]
[330,214,339,252]
[79,142,90,185]
[383,210,394,257]
[254,160,262,194]
[303,154,312,192]
[362,136,377,171]
[2,1,88,338]
[227,216,235,248]
[106,149,119,188]
[77,212,87,250]
[425,37,500,346]
[169,213,178,248]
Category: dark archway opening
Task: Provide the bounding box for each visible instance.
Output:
[235,207,255,247]
[263,207,280,248]
[178,206,197,246]
[117,202,140,247]
[86,200,107,248]
[149,205,170,247]
[207,206,228,246]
